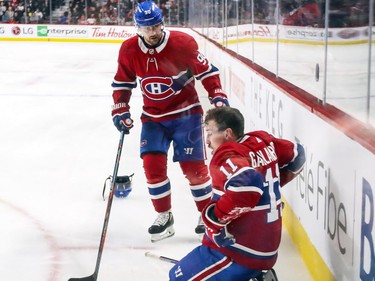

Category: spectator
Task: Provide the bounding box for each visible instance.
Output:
[59,11,69,24]
[70,6,80,23]
[124,7,134,25]
[33,8,43,23]
[349,0,369,27]
[87,13,96,24]
[4,5,15,22]
[10,0,18,9]
[8,15,17,23]
[13,10,22,22]
[78,14,86,24]
[283,0,321,26]
[0,1,7,22]
[15,2,24,14]
[299,0,321,26]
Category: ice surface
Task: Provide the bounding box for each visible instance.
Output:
[0,41,312,280]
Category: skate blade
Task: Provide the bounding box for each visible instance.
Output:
[151,226,175,243]
[263,269,278,281]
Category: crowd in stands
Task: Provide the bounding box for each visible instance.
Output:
[240,0,372,27]
[215,0,372,28]
[59,0,128,25]
[0,0,50,23]
[57,0,184,25]
[279,0,371,27]
[0,0,373,28]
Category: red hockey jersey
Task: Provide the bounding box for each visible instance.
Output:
[112,30,226,122]
[202,131,305,270]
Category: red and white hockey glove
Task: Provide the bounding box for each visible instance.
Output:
[210,96,230,108]
[202,202,235,247]
[111,103,134,133]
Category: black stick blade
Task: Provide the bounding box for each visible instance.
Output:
[68,273,97,281]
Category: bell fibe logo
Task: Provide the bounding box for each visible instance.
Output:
[360,178,374,280]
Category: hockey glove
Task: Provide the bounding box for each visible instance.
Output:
[111,103,134,133]
[210,96,230,108]
[202,203,235,247]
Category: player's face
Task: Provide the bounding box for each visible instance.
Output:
[139,23,163,46]
[205,120,227,153]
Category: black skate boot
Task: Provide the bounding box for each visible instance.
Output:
[250,269,278,281]
[148,211,175,242]
[194,215,205,235]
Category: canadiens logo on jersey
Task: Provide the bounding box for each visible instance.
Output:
[140,70,191,101]
[141,76,176,100]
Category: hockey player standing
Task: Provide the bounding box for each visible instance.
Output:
[169,107,305,281]
[111,0,229,242]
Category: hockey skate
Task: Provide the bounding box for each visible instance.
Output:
[148,211,175,242]
[194,215,205,235]
[250,268,278,281]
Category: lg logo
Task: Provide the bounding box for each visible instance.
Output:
[10,26,34,35]
[11,26,21,35]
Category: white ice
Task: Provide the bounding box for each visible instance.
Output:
[0,41,312,281]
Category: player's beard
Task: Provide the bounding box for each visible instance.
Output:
[144,31,163,47]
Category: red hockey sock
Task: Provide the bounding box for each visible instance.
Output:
[180,160,213,212]
[143,153,171,212]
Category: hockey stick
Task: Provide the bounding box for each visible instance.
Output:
[68,130,126,281]
[144,251,179,264]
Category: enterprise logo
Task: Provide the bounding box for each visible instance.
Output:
[37,26,48,37]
